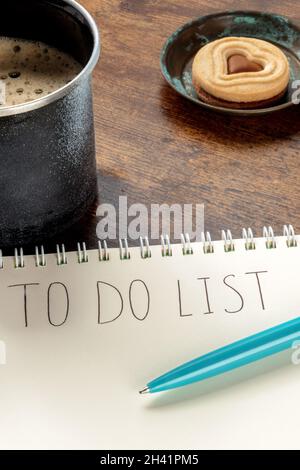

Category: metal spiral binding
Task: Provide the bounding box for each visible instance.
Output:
[56,244,67,265]
[222,229,234,252]
[201,231,214,254]
[119,238,130,260]
[263,226,276,249]
[242,228,255,250]
[14,248,24,268]
[98,240,109,261]
[35,246,46,267]
[283,224,297,247]
[161,234,172,257]
[2,224,299,267]
[140,236,151,259]
[181,233,193,255]
[77,243,88,263]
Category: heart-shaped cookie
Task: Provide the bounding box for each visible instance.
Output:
[192,37,290,104]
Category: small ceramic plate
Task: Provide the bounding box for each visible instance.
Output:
[160,11,300,115]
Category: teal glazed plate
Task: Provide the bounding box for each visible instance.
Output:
[160,11,300,115]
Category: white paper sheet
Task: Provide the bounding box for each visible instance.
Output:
[0,236,299,449]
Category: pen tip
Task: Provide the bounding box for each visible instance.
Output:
[139,386,150,395]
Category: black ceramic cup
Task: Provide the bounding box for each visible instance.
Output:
[0,0,100,247]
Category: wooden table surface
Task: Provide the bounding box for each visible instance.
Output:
[52,0,300,252]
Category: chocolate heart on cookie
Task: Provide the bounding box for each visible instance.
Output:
[227,54,263,74]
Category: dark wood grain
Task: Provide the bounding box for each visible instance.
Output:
[49,0,300,253]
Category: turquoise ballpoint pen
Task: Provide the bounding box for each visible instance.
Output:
[139,316,300,394]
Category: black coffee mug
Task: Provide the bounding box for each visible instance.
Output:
[0,0,100,247]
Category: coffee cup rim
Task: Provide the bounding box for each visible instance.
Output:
[0,0,100,118]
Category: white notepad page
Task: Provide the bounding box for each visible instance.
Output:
[0,234,300,449]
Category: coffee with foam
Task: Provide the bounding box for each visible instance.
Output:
[0,37,82,107]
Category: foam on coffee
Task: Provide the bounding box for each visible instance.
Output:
[0,37,83,107]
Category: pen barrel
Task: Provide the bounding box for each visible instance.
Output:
[148,326,300,393]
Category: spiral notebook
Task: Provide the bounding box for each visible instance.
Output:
[1,226,300,449]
